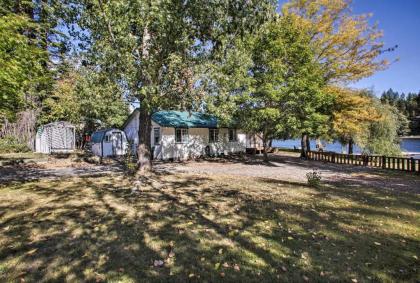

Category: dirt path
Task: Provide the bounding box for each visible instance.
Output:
[156,153,420,193]
[0,157,122,185]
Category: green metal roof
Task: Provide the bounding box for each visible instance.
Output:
[152,111,218,128]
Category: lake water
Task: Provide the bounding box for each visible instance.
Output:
[272,138,420,159]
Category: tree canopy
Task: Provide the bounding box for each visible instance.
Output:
[70,0,276,170]
[0,13,48,122]
[231,15,330,160]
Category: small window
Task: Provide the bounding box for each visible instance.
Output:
[175,128,188,143]
[104,135,110,142]
[229,129,237,142]
[209,129,219,143]
[154,128,161,145]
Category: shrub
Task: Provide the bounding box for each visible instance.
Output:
[0,136,31,153]
[306,170,322,187]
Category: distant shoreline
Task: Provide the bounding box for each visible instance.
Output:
[400,136,420,139]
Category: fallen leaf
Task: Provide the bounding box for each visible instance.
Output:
[233,264,240,271]
[351,279,358,283]
[214,263,220,270]
[374,242,381,246]
[281,266,287,272]
[218,248,223,254]
[303,275,309,281]
[223,262,230,268]
[220,272,225,277]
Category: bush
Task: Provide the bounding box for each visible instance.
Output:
[0,136,31,153]
[306,169,322,187]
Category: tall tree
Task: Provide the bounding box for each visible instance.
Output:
[0,0,72,147]
[330,86,380,154]
[283,0,388,157]
[233,15,328,161]
[358,101,406,156]
[72,0,275,171]
[40,66,130,134]
[0,13,47,123]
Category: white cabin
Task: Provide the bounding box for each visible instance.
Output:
[123,110,260,161]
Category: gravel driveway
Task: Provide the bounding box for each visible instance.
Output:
[156,153,420,193]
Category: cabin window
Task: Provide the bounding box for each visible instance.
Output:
[175,128,188,143]
[209,129,219,143]
[154,128,161,145]
[104,135,110,142]
[228,129,237,142]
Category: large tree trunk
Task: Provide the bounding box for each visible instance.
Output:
[348,138,354,154]
[306,136,311,152]
[300,133,309,158]
[262,135,269,162]
[137,105,152,173]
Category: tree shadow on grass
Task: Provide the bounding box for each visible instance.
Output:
[0,172,419,282]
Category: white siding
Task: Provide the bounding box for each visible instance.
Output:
[155,127,245,160]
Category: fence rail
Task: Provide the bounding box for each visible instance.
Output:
[307,151,420,173]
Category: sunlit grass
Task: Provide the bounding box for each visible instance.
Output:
[0,172,419,282]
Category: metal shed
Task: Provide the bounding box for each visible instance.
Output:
[91,128,128,157]
[35,121,76,154]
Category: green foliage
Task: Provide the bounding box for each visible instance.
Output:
[73,0,275,111]
[357,101,404,156]
[381,88,420,135]
[71,0,276,169]
[228,16,330,142]
[40,66,130,133]
[0,14,48,122]
[0,136,31,153]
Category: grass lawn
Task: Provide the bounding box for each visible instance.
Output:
[0,169,419,282]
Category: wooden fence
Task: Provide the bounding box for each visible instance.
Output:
[307,151,420,173]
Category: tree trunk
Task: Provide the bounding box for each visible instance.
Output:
[137,105,152,173]
[263,136,269,162]
[348,138,354,154]
[306,136,311,152]
[300,133,309,158]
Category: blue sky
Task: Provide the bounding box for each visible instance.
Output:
[351,0,420,95]
[279,0,420,96]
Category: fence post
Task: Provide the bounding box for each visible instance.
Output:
[411,157,415,172]
[382,156,386,169]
